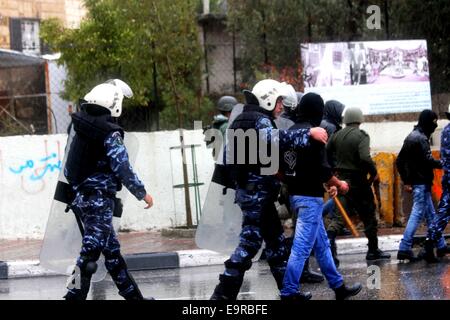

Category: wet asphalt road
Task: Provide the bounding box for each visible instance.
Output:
[0,251,449,300]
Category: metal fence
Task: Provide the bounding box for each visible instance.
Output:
[0,51,72,136]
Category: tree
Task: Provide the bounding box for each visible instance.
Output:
[41,0,213,131]
[389,0,450,95]
[226,0,364,90]
[41,0,212,227]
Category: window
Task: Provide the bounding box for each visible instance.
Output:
[9,18,41,55]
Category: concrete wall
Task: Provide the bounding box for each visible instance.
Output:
[362,119,447,151]
[1,120,449,239]
[0,130,214,240]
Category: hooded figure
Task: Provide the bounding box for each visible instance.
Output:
[279,92,362,300]
[418,109,438,138]
[320,100,345,137]
[396,109,446,262]
[296,92,325,127]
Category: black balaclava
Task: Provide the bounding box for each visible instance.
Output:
[418,109,438,137]
[296,92,324,127]
[323,100,345,127]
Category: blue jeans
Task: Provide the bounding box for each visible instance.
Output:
[281,196,343,297]
[399,185,446,252]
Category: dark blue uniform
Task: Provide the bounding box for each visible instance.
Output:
[227,117,310,283]
[65,121,147,300]
[428,123,450,242]
[211,104,311,300]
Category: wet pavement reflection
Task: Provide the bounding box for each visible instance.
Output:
[0,251,448,300]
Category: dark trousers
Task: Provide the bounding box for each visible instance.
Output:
[428,174,450,242]
[66,190,138,299]
[224,186,291,287]
[327,172,378,244]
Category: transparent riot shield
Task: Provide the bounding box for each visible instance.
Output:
[195,105,244,255]
[40,130,139,282]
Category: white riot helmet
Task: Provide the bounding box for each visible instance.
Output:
[280,82,297,110]
[83,79,133,117]
[251,79,285,111]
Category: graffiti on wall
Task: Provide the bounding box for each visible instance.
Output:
[7,140,63,194]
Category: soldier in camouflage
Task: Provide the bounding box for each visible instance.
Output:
[210,79,328,300]
[64,80,154,300]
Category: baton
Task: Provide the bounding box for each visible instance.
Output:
[333,196,359,237]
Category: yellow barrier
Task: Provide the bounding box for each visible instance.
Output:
[373,152,396,225]
[371,150,443,225]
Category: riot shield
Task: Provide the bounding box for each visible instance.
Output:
[39,130,139,282]
[195,104,244,255]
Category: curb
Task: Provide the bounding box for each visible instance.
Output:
[0,234,445,280]
[0,261,7,279]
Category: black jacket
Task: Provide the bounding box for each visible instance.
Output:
[320,100,345,137]
[396,126,442,186]
[281,121,332,197]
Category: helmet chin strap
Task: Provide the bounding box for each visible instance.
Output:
[243,90,259,105]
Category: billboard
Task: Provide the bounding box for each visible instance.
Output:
[301,40,431,115]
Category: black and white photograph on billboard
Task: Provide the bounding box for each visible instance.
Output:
[301,42,351,88]
[301,40,432,115]
[349,40,429,86]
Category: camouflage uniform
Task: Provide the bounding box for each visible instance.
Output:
[65,131,147,300]
[211,108,311,299]
[428,123,450,242]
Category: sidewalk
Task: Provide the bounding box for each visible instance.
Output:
[0,231,198,262]
[0,226,448,280]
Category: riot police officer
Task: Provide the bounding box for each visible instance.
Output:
[64,80,153,300]
[210,79,328,300]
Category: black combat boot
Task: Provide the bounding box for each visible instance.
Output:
[210,274,243,300]
[333,282,362,300]
[118,275,154,300]
[437,245,450,258]
[270,265,288,290]
[366,237,391,260]
[280,291,312,301]
[108,254,154,300]
[327,231,340,268]
[300,258,324,284]
[64,257,97,300]
[421,238,438,263]
[397,250,419,262]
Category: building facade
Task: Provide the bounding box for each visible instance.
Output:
[0,0,86,55]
